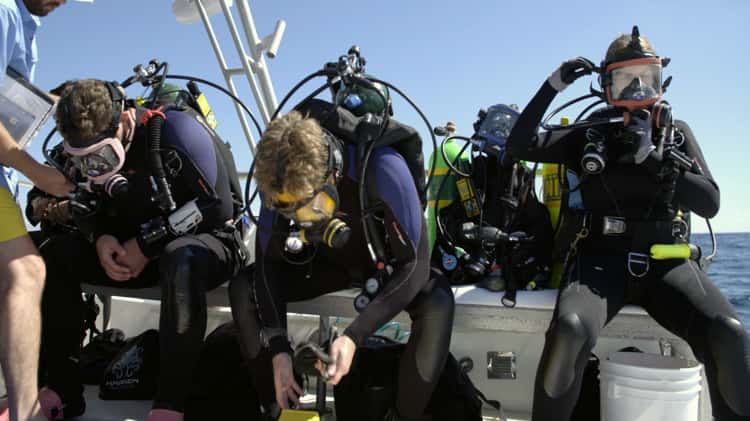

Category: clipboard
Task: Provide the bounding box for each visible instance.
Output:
[0,67,55,149]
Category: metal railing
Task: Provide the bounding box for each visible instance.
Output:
[174,0,286,155]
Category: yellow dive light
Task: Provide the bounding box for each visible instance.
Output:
[649,243,701,261]
[279,409,320,421]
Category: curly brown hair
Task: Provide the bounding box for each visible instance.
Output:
[55,79,114,146]
[605,34,656,64]
[254,111,329,208]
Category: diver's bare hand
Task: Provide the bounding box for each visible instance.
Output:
[272,353,303,410]
[95,235,132,281]
[116,238,149,278]
[326,335,356,385]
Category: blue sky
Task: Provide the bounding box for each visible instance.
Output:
[25,0,750,233]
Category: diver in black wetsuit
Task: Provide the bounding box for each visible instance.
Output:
[506,27,750,421]
[229,99,454,421]
[26,79,246,421]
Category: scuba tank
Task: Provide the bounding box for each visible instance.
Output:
[426,122,472,254]
[542,119,565,228]
[187,81,217,129]
[542,116,567,288]
[542,164,563,229]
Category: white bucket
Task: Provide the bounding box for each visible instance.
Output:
[599,352,703,421]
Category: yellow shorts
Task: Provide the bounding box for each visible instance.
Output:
[0,187,27,242]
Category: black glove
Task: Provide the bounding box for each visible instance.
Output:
[69,190,101,242]
[548,57,596,92]
[618,110,654,165]
[42,199,73,225]
[641,149,681,183]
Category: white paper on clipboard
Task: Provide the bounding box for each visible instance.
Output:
[0,68,55,149]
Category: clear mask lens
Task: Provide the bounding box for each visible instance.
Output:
[610,63,662,102]
[293,191,336,223]
[70,144,120,178]
[275,187,337,225]
[476,106,519,144]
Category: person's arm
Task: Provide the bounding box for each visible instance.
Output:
[253,211,305,408]
[253,207,294,357]
[342,147,428,346]
[506,58,596,164]
[672,120,720,218]
[0,122,72,197]
[0,7,72,197]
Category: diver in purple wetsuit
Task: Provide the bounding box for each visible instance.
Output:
[26,79,247,421]
[230,99,454,421]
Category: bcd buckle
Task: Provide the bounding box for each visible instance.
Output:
[602,216,627,235]
[627,252,649,278]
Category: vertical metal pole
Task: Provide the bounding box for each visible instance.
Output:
[235,0,279,115]
[195,0,257,154]
[316,316,330,414]
[217,0,272,124]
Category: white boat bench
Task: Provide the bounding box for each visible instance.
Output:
[79,282,703,418]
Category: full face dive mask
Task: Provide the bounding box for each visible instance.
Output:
[601,26,669,111]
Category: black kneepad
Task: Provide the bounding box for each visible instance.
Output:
[543,313,593,399]
[709,315,750,415]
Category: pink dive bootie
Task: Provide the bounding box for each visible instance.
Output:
[38,388,65,420]
[146,408,184,421]
[0,388,64,421]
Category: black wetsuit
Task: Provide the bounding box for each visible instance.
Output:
[230,103,454,420]
[29,108,244,415]
[431,153,553,288]
[507,81,750,421]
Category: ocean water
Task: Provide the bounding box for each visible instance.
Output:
[693,233,750,333]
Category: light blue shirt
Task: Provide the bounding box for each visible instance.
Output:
[0,0,41,199]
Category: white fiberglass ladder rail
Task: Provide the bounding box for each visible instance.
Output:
[173,0,286,155]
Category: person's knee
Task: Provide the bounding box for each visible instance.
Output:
[542,312,596,399]
[408,286,454,382]
[0,252,46,299]
[425,284,454,316]
[708,315,750,415]
[412,283,455,322]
